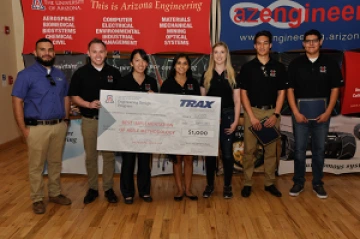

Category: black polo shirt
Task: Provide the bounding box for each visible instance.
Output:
[200,70,239,109]
[288,54,344,100]
[160,77,200,96]
[117,73,158,92]
[237,57,287,107]
[68,63,121,116]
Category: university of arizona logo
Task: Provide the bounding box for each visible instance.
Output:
[270,70,276,77]
[105,95,114,103]
[32,0,45,10]
[145,84,151,91]
[187,84,193,90]
[320,66,327,73]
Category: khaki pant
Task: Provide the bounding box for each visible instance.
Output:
[243,107,280,186]
[81,117,115,191]
[27,122,67,203]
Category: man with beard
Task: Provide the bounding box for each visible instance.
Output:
[12,38,71,214]
[68,38,120,204]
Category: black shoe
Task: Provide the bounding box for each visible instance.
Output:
[203,185,214,198]
[124,197,134,204]
[223,186,233,199]
[105,189,118,203]
[140,195,153,203]
[174,194,184,201]
[241,186,252,198]
[185,194,198,201]
[289,184,304,197]
[84,189,99,204]
[265,185,282,197]
[313,185,328,199]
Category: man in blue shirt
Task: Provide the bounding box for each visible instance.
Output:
[12,38,71,214]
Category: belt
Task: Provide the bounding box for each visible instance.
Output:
[252,105,275,110]
[82,114,99,120]
[24,118,63,126]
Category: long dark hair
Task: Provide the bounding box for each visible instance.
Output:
[130,48,150,74]
[168,53,193,79]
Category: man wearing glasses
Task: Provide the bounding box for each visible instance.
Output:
[12,38,71,214]
[287,29,344,199]
[237,30,287,198]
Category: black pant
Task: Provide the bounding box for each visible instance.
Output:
[205,109,235,187]
[120,152,151,198]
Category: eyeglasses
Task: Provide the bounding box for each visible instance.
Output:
[304,39,320,44]
[261,66,268,77]
[46,74,56,86]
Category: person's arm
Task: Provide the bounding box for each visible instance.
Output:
[241,89,261,130]
[264,90,285,127]
[71,96,101,109]
[64,96,70,121]
[200,86,206,96]
[225,88,240,134]
[317,88,339,123]
[287,88,307,123]
[12,96,29,138]
[287,62,307,123]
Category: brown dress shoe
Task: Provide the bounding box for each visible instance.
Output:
[49,194,72,205]
[32,201,45,214]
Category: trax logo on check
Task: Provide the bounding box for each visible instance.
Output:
[180,100,215,108]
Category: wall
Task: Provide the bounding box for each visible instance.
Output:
[0,0,24,144]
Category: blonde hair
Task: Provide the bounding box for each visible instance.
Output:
[203,42,236,92]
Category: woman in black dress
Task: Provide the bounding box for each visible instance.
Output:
[160,53,201,201]
[117,49,158,204]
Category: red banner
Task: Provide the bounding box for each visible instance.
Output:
[22,0,211,54]
[341,51,360,115]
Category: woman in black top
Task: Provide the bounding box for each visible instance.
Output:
[161,53,200,201]
[117,49,158,204]
[200,42,241,199]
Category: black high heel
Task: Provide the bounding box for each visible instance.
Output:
[185,194,198,201]
[174,194,184,201]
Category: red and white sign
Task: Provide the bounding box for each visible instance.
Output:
[341,51,360,115]
[22,0,211,54]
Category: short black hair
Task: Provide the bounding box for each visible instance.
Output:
[168,53,193,79]
[88,38,106,50]
[254,30,273,44]
[35,38,53,48]
[130,49,149,73]
[303,29,323,41]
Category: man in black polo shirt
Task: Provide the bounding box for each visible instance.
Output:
[238,30,287,198]
[68,38,121,204]
[287,29,344,199]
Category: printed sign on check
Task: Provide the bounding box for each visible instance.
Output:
[97,90,221,156]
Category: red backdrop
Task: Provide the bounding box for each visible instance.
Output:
[22,0,211,54]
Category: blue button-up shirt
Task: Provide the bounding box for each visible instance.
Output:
[12,62,69,120]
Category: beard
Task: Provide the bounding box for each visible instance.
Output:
[35,56,55,67]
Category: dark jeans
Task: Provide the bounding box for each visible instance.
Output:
[120,152,151,198]
[205,109,235,187]
[292,116,330,186]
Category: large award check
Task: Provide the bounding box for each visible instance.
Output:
[97,90,221,156]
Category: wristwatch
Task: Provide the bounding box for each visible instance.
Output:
[63,119,70,123]
[273,113,280,118]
